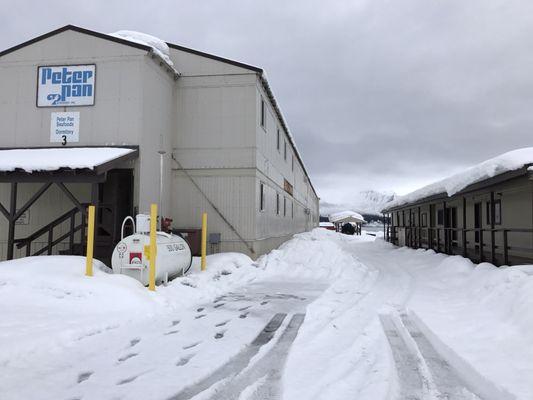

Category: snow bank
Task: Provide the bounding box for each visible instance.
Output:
[0,256,157,363]
[0,147,134,173]
[394,248,533,399]
[256,228,359,282]
[386,147,533,209]
[155,252,258,309]
[109,30,174,66]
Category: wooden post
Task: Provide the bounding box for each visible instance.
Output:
[490,191,496,264]
[201,212,207,271]
[462,197,467,258]
[7,183,17,260]
[443,201,448,254]
[479,229,484,262]
[148,204,158,291]
[85,205,95,277]
[91,183,99,248]
[503,230,509,265]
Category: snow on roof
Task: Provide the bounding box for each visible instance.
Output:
[386,147,533,209]
[319,221,335,227]
[109,30,174,66]
[0,147,135,173]
[329,210,366,223]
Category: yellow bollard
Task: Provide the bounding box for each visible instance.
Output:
[85,205,95,277]
[148,203,158,291]
[201,212,207,271]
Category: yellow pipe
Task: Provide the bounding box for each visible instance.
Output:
[201,212,207,271]
[148,203,158,291]
[85,205,95,277]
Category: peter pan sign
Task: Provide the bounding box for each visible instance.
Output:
[37,65,95,107]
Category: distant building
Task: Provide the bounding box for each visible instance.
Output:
[329,211,365,235]
[382,148,533,266]
[0,25,319,262]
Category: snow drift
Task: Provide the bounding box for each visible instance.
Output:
[109,30,174,66]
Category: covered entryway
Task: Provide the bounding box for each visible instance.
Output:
[0,146,139,263]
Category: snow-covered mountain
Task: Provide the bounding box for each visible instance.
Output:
[320,190,396,218]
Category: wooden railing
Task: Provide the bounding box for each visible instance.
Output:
[385,225,533,266]
[14,207,85,257]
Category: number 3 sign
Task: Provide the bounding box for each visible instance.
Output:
[50,112,80,145]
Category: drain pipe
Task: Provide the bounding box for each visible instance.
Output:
[158,150,166,230]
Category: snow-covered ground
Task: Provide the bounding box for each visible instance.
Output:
[1,230,532,399]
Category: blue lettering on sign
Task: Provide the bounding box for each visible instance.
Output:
[40,66,94,105]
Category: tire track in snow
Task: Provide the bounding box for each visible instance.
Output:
[399,313,480,400]
[381,312,482,400]
[380,314,428,400]
[168,313,287,400]
[206,313,306,400]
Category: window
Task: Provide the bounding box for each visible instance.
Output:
[283,197,287,216]
[421,213,427,227]
[495,200,501,225]
[486,200,502,225]
[277,129,280,151]
[259,182,265,211]
[437,209,444,225]
[276,193,280,215]
[284,141,287,161]
[291,201,294,218]
[260,98,266,128]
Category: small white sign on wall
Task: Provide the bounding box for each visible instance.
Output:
[15,210,30,225]
[50,112,80,145]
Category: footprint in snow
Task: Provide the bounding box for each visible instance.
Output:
[197,307,205,312]
[195,314,206,319]
[117,375,139,385]
[214,303,225,308]
[214,330,226,339]
[164,329,180,335]
[129,338,141,348]
[239,312,249,319]
[176,354,194,366]
[77,371,93,383]
[171,320,180,326]
[215,320,230,327]
[118,353,138,363]
[238,305,252,311]
[260,301,268,306]
[183,342,201,350]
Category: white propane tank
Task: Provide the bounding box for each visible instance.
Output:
[111,215,192,286]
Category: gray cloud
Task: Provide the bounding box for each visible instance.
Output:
[1,0,532,204]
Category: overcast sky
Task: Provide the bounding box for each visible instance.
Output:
[2,0,532,204]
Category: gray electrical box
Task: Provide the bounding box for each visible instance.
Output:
[209,233,221,244]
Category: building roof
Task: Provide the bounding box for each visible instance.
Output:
[0,25,153,58]
[383,147,533,211]
[0,25,318,199]
[0,146,138,182]
[329,210,366,224]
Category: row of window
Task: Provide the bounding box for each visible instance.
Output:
[259,182,294,217]
[394,200,502,227]
[261,97,295,172]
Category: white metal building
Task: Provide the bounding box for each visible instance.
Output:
[0,25,319,262]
